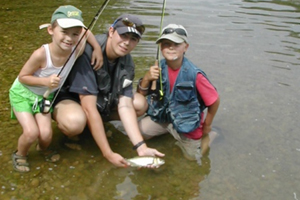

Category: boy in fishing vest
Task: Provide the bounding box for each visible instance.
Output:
[137,24,220,161]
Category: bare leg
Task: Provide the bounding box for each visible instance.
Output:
[53,100,86,150]
[35,112,60,162]
[14,111,40,156]
[13,110,40,172]
[133,92,148,117]
[35,112,52,149]
[53,99,87,137]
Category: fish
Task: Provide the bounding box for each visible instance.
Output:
[126,156,165,168]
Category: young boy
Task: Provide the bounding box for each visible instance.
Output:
[9,5,103,172]
[137,24,220,161]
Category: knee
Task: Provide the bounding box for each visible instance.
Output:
[53,101,87,136]
[22,127,39,143]
[57,114,86,136]
[39,126,53,141]
[133,93,148,117]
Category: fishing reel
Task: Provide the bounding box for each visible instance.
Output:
[150,90,163,101]
[39,99,51,114]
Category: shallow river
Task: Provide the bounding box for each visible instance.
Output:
[0,0,300,199]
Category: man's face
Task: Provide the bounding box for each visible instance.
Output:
[109,28,140,57]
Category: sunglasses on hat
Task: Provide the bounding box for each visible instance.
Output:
[112,17,145,35]
[162,28,187,36]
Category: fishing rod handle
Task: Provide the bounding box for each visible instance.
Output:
[151,60,159,90]
[151,79,156,90]
[43,88,51,99]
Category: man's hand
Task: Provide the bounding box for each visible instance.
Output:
[105,151,129,168]
[136,145,165,168]
[137,146,165,157]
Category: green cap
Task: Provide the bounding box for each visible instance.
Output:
[51,5,85,28]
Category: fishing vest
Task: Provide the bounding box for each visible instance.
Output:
[147,57,208,134]
[84,34,135,116]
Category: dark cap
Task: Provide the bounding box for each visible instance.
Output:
[111,14,145,38]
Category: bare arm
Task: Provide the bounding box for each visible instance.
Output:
[18,47,59,88]
[118,95,165,157]
[136,65,160,95]
[76,29,103,70]
[202,96,220,135]
[79,94,128,167]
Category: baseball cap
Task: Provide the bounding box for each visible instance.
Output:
[156,24,188,44]
[51,5,85,29]
[111,14,145,38]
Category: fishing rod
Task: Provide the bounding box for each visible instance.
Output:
[40,0,111,113]
[150,0,166,101]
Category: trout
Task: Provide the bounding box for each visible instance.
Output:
[126,156,165,167]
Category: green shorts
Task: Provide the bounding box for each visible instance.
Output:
[9,79,54,119]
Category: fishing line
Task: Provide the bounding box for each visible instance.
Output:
[150,0,167,101]
[41,0,111,113]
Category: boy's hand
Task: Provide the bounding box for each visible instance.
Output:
[202,123,212,135]
[48,74,60,88]
[145,65,160,81]
[91,47,103,70]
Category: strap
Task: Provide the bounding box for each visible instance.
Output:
[132,141,145,150]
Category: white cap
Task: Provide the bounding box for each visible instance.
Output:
[156,24,188,44]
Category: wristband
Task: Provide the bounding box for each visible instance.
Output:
[138,78,149,91]
[132,140,145,150]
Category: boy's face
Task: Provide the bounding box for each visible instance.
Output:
[160,39,189,61]
[108,27,140,58]
[49,25,83,51]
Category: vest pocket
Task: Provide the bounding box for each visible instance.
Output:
[174,81,195,102]
[172,112,200,133]
[169,97,200,133]
[95,68,111,93]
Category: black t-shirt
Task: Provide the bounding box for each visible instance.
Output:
[67,38,133,98]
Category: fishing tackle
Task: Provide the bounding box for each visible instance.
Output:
[39,99,51,113]
[150,0,167,102]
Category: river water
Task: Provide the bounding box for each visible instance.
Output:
[0,0,300,199]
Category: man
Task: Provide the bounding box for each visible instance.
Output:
[53,14,165,167]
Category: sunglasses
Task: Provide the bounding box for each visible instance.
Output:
[112,17,145,35]
[162,28,187,36]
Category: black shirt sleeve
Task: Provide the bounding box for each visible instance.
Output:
[68,52,99,95]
